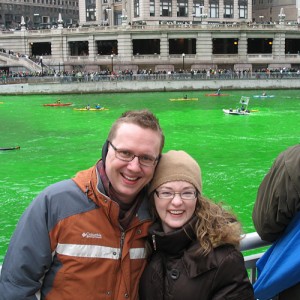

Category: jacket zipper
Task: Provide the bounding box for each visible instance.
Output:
[152,234,157,251]
[120,231,125,257]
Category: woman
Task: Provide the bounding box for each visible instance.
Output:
[139,150,254,300]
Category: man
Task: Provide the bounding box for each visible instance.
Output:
[0,109,165,300]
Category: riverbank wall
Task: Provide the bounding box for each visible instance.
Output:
[0,78,300,94]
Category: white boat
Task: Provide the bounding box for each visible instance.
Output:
[223,96,251,115]
[222,108,250,115]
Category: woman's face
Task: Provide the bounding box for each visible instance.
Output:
[154,181,197,233]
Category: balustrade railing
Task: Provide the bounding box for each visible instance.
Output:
[1,71,299,84]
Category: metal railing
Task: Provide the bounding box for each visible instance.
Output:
[1,71,300,85]
[241,232,271,283]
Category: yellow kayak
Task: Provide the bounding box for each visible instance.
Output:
[73,108,109,111]
[169,98,198,101]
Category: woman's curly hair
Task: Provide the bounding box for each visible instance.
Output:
[194,194,242,255]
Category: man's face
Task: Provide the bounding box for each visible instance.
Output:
[105,123,162,204]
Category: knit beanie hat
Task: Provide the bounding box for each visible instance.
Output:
[149,150,202,195]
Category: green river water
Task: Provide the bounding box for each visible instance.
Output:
[0,89,299,263]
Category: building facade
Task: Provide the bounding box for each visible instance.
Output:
[252,0,300,24]
[1,21,300,74]
[1,0,300,74]
[79,0,252,26]
[0,0,79,30]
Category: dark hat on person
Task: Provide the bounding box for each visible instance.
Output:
[148,150,202,195]
[257,144,300,201]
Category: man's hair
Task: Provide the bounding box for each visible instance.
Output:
[108,109,165,153]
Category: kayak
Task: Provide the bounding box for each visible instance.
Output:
[205,93,229,96]
[73,108,109,111]
[253,95,275,98]
[169,98,198,101]
[0,146,20,151]
[43,103,73,106]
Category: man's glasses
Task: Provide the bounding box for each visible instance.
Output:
[155,190,198,200]
[108,141,159,167]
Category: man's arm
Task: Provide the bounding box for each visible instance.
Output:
[0,191,53,300]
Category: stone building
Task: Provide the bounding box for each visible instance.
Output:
[1,0,300,74]
[1,21,299,74]
[0,0,79,30]
[252,0,300,24]
[79,0,252,26]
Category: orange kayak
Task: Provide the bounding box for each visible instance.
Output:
[43,103,72,107]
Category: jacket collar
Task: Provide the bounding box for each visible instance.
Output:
[150,215,231,278]
[72,163,106,207]
[150,215,197,255]
[72,162,152,223]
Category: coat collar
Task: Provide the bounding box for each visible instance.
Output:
[72,162,152,224]
[150,215,197,255]
[150,216,233,278]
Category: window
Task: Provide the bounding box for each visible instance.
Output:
[160,0,172,16]
[150,0,155,16]
[209,2,219,18]
[134,0,140,17]
[224,0,233,18]
[193,0,204,17]
[177,0,188,17]
[86,0,96,21]
[115,12,122,25]
[238,0,247,19]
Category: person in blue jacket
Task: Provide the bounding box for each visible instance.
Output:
[252,144,300,300]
